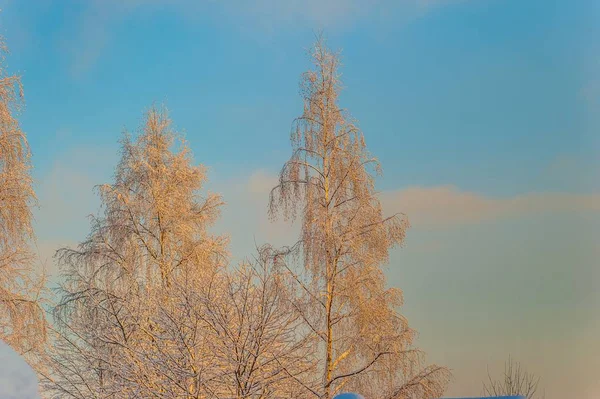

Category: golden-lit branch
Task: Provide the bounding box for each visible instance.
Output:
[0,36,47,362]
[41,107,311,399]
[41,106,229,398]
[269,36,449,399]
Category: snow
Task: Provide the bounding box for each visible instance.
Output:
[0,341,41,399]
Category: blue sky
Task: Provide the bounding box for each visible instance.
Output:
[0,1,598,398]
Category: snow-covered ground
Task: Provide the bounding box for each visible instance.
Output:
[0,341,41,399]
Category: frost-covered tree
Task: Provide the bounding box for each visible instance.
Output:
[0,36,46,360]
[269,37,450,399]
[40,106,228,398]
[40,107,310,399]
[202,244,316,399]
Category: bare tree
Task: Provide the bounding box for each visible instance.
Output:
[269,37,450,399]
[0,36,47,361]
[483,356,544,399]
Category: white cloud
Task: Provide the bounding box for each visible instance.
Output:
[223,171,600,234]
[31,155,600,269]
[204,170,600,275]
[381,185,600,228]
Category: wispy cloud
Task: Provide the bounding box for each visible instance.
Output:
[230,170,600,233]
[55,0,471,76]
[221,0,396,31]
[65,0,159,76]
[32,157,600,269]
[382,185,600,229]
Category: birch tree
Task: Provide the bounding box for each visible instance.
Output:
[40,107,310,399]
[40,106,228,398]
[269,38,450,399]
[61,244,313,399]
[0,36,46,359]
